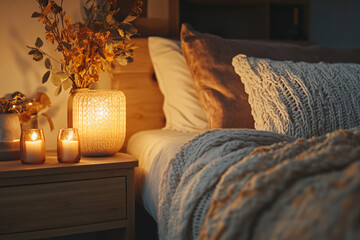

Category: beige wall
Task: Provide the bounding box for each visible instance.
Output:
[0,0,111,150]
[0,0,166,150]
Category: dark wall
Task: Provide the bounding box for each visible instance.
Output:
[179,0,360,49]
[179,0,309,41]
[310,0,360,49]
[180,1,268,39]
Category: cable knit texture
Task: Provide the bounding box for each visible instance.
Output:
[157,127,360,240]
[158,129,295,239]
[232,55,360,138]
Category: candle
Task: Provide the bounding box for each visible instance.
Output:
[25,139,43,163]
[20,129,46,164]
[61,139,79,162]
[57,128,80,163]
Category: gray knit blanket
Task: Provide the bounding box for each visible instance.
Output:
[158,128,360,240]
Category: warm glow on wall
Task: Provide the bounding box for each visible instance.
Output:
[73,90,126,157]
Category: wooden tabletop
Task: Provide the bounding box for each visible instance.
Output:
[0,151,138,179]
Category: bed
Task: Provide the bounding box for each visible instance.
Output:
[111,1,360,239]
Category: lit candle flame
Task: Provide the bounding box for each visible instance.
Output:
[31,132,38,141]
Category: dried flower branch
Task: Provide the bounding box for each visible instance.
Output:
[28,0,142,96]
[0,92,26,114]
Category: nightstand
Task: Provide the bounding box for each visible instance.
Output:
[0,152,138,240]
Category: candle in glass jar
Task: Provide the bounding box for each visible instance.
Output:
[57,128,80,163]
[61,139,79,162]
[25,139,43,162]
[22,131,45,164]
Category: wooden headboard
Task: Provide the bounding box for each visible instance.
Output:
[111,1,180,151]
[111,38,164,151]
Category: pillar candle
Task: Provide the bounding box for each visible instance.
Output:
[61,139,79,162]
[25,139,43,163]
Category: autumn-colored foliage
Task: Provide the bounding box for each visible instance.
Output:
[28,0,142,95]
[0,92,54,130]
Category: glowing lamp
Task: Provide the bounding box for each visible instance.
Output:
[72,90,126,157]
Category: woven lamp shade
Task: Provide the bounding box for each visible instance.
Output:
[72,90,126,157]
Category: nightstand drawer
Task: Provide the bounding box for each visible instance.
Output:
[0,177,126,235]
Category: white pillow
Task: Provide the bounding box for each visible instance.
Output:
[232,54,360,138]
[148,37,208,132]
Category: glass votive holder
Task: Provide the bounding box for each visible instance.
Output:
[57,128,81,163]
[20,129,46,164]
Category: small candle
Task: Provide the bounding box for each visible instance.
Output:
[57,128,80,163]
[61,139,79,162]
[25,139,43,162]
[20,129,45,164]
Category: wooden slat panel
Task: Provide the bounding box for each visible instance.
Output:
[112,39,153,74]
[0,177,126,234]
[113,38,151,70]
[111,38,165,151]
[112,73,156,89]
[134,17,170,37]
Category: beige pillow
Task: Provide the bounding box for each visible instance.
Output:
[180,23,360,129]
[148,37,208,132]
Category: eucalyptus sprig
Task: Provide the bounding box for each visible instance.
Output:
[28,0,142,96]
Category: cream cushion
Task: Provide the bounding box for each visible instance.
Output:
[148,37,208,132]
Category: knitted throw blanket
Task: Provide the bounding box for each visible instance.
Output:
[232,55,360,138]
[158,128,360,240]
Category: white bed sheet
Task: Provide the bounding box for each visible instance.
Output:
[127,129,199,221]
